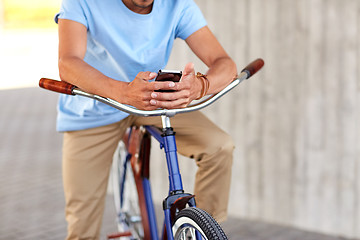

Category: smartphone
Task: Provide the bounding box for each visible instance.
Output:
[154,70,182,92]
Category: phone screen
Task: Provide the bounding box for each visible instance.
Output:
[154,70,182,92]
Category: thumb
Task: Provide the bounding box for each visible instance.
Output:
[182,62,195,77]
[140,71,157,81]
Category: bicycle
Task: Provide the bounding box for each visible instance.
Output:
[39,58,264,240]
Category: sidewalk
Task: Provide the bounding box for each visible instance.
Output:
[0,87,353,240]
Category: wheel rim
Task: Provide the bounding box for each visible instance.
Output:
[172,217,208,240]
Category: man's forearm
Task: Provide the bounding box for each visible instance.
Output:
[58,56,128,102]
[205,57,237,95]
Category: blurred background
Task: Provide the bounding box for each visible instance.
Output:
[0,0,59,89]
[0,0,359,239]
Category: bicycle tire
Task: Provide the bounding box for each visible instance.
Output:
[172,207,228,240]
[111,141,145,239]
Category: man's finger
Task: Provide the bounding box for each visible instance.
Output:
[151,81,176,91]
[151,90,188,101]
[150,98,189,109]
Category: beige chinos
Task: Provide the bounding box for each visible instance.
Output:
[62,111,234,240]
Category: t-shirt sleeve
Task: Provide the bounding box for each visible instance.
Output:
[175,0,207,40]
[54,0,88,28]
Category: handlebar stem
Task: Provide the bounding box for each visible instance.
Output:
[161,115,172,129]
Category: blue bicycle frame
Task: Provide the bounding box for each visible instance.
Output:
[132,115,200,240]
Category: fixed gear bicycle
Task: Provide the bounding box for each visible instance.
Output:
[39,58,264,240]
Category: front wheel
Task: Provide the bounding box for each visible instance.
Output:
[172,207,228,240]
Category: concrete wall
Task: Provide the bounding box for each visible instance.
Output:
[150,0,360,239]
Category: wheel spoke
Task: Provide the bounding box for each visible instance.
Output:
[111,142,145,239]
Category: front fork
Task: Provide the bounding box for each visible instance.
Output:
[163,193,197,239]
[160,115,200,239]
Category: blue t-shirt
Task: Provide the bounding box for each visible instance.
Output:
[55,0,207,131]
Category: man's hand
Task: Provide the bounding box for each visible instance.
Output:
[121,71,179,110]
[149,62,203,109]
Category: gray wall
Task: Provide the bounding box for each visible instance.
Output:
[152,0,360,239]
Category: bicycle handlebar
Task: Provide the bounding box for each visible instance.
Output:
[39,58,264,117]
[241,58,265,79]
[39,78,75,95]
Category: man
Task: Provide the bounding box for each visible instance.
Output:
[56,0,237,239]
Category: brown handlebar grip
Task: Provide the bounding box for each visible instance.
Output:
[241,58,265,79]
[39,78,75,95]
